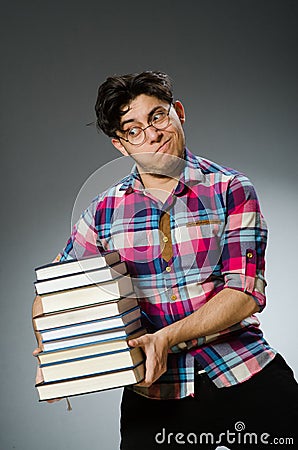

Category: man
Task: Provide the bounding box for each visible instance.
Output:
[33,71,297,449]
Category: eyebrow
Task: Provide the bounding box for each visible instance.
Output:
[120,105,165,129]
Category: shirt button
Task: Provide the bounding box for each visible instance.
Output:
[163,236,169,243]
[170,294,177,301]
[247,252,253,258]
[166,266,171,272]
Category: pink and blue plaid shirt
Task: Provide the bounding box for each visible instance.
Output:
[58,148,276,399]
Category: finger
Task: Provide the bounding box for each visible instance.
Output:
[128,339,138,347]
[128,333,151,348]
[144,369,155,386]
[35,366,44,384]
[32,348,42,356]
[47,398,62,403]
[136,380,153,387]
[128,338,143,347]
[143,353,157,385]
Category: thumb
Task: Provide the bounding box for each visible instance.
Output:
[128,339,141,347]
[128,337,144,348]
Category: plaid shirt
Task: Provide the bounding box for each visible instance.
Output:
[58,148,276,399]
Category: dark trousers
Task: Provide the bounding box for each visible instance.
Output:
[120,354,298,449]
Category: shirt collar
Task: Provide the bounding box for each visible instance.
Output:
[118,167,144,193]
[119,148,204,194]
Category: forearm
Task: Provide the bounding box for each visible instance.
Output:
[156,288,260,349]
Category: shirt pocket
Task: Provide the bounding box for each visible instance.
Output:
[173,214,225,278]
[108,214,162,263]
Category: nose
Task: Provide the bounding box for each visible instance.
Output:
[146,124,163,143]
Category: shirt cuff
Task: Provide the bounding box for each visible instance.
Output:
[223,273,266,312]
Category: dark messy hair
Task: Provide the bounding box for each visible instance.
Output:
[95,71,173,137]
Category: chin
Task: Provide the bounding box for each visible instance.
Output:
[148,155,185,178]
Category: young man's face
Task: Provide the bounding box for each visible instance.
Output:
[111,94,186,178]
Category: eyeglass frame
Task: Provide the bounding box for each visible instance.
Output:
[115,103,173,146]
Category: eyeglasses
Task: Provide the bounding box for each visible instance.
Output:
[117,104,172,146]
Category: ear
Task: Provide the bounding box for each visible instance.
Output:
[173,100,186,124]
[111,138,129,156]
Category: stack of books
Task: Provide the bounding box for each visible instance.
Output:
[32,251,145,401]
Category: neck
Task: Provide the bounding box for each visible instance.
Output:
[136,152,185,191]
[138,171,179,192]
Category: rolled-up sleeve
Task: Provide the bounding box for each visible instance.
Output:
[220,174,268,311]
[55,196,103,263]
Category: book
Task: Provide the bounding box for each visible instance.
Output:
[34,261,127,295]
[33,276,133,315]
[35,319,142,352]
[33,252,146,401]
[35,252,120,281]
[33,296,138,330]
[37,307,141,341]
[40,347,144,382]
[36,329,146,365]
[36,361,145,401]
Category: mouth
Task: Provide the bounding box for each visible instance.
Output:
[156,139,171,153]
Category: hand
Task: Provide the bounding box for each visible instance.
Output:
[128,331,170,387]
[32,348,62,403]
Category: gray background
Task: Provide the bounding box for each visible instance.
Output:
[1,1,297,449]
